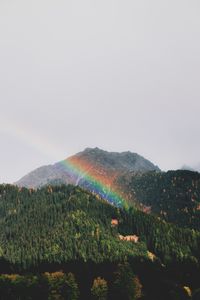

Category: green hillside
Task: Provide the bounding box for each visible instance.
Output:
[0,184,200,299]
[0,184,146,269]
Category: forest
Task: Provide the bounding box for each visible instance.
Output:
[0,184,200,299]
[117,170,200,230]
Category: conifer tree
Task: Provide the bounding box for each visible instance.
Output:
[91,277,108,300]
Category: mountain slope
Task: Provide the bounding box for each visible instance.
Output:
[117,170,200,230]
[0,184,199,270]
[0,184,146,270]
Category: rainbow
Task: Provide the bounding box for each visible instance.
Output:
[0,116,63,160]
[0,116,128,207]
[60,157,128,208]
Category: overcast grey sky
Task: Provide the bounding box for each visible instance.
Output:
[0,0,200,183]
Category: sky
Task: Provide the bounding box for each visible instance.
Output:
[0,0,200,183]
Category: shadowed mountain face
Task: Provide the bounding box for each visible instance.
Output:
[117,169,200,230]
[16,147,160,192]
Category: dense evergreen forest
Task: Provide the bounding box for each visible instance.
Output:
[117,170,200,230]
[0,184,200,299]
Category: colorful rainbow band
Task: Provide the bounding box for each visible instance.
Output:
[60,158,128,208]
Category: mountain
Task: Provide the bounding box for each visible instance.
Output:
[16,148,160,202]
[16,148,200,231]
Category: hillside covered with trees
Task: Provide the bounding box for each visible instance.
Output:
[0,184,200,299]
[117,170,200,230]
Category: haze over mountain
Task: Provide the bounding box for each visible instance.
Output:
[182,164,200,173]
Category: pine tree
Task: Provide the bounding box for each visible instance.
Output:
[91,277,108,300]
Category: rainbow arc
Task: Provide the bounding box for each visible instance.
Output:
[60,156,128,208]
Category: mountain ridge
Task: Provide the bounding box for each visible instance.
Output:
[16,147,160,189]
